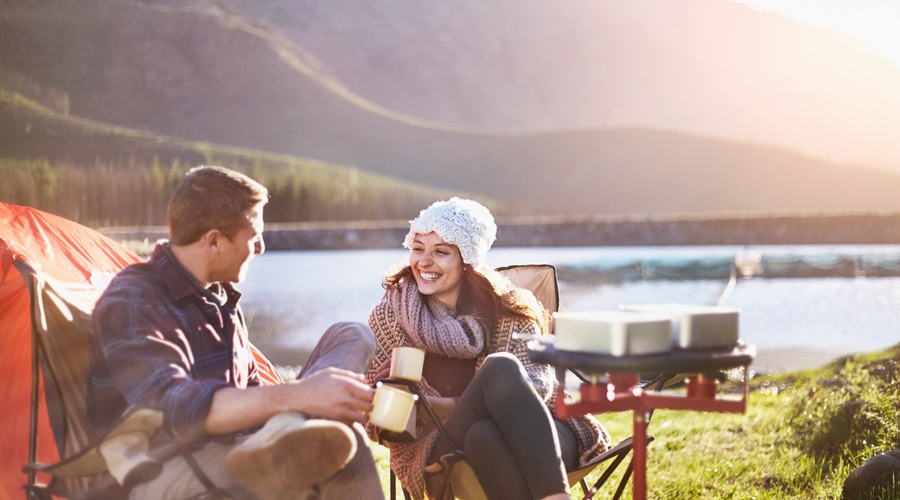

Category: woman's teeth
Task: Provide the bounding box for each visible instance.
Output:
[420,272,439,281]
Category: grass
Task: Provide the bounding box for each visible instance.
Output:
[368,344,900,499]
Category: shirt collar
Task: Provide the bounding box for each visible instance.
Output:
[151,242,241,306]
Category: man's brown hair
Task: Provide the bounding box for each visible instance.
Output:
[167,166,269,245]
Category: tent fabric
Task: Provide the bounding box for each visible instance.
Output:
[0,203,282,500]
[0,203,137,500]
[0,253,52,500]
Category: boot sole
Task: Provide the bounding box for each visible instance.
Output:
[226,420,357,493]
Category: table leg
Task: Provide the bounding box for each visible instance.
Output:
[632,409,648,500]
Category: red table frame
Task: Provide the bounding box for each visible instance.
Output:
[528,342,756,500]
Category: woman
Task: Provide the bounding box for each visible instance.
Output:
[365,198,610,500]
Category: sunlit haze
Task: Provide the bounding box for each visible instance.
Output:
[732,0,900,71]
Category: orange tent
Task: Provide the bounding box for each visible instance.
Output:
[0,203,281,499]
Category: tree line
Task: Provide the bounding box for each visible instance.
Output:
[0,155,461,228]
[1,81,493,228]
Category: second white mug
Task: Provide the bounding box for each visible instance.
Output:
[389,346,425,382]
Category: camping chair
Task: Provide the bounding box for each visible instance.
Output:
[2,203,282,499]
[14,256,240,499]
[381,264,663,500]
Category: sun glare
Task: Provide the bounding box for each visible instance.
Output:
[731,0,900,71]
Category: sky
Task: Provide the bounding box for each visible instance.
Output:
[731,0,900,71]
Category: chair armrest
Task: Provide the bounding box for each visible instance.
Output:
[26,407,164,479]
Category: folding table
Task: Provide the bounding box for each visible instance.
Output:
[528,341,756,500]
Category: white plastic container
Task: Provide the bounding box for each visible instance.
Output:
[552,310,673,356]
[620,304,739,349]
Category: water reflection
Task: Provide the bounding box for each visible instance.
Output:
[240,246,900,373]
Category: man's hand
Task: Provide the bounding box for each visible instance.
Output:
[289,367,375,425]
[206,368,375,434]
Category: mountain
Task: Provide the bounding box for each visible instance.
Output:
[0,84,473,226]
[180,0,900,171]
[2,0,900,217]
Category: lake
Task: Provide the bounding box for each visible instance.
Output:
[239,245,900,374]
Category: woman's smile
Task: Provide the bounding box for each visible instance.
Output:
[418,271,441,283]
[409,232,464,309]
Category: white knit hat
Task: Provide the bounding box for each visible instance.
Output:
[403,197,497,268]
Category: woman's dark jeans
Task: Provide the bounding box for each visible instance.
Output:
[431,353,577,499]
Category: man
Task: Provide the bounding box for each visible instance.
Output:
[88,166,383,499]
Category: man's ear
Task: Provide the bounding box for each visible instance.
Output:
[201,229,223,253]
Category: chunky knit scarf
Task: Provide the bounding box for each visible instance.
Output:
[388,280,486,359]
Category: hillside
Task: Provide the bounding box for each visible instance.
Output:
[218,0,900,171]
[0,85,472,226]
[3,0,900,218]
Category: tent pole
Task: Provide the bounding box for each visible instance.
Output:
[28,290,40,487]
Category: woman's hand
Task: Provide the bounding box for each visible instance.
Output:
[373,358,392,382]
[425,395,456,420]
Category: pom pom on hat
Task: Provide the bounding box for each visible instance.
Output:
[403,197,497,267]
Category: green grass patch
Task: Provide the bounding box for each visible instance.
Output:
[373,344,900,499]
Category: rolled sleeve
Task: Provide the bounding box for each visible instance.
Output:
[93,287,226,435]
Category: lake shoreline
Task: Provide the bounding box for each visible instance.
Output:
[100,211,900,250]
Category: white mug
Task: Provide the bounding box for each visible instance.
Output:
[389,346,425,382]
[370,383,418,433]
